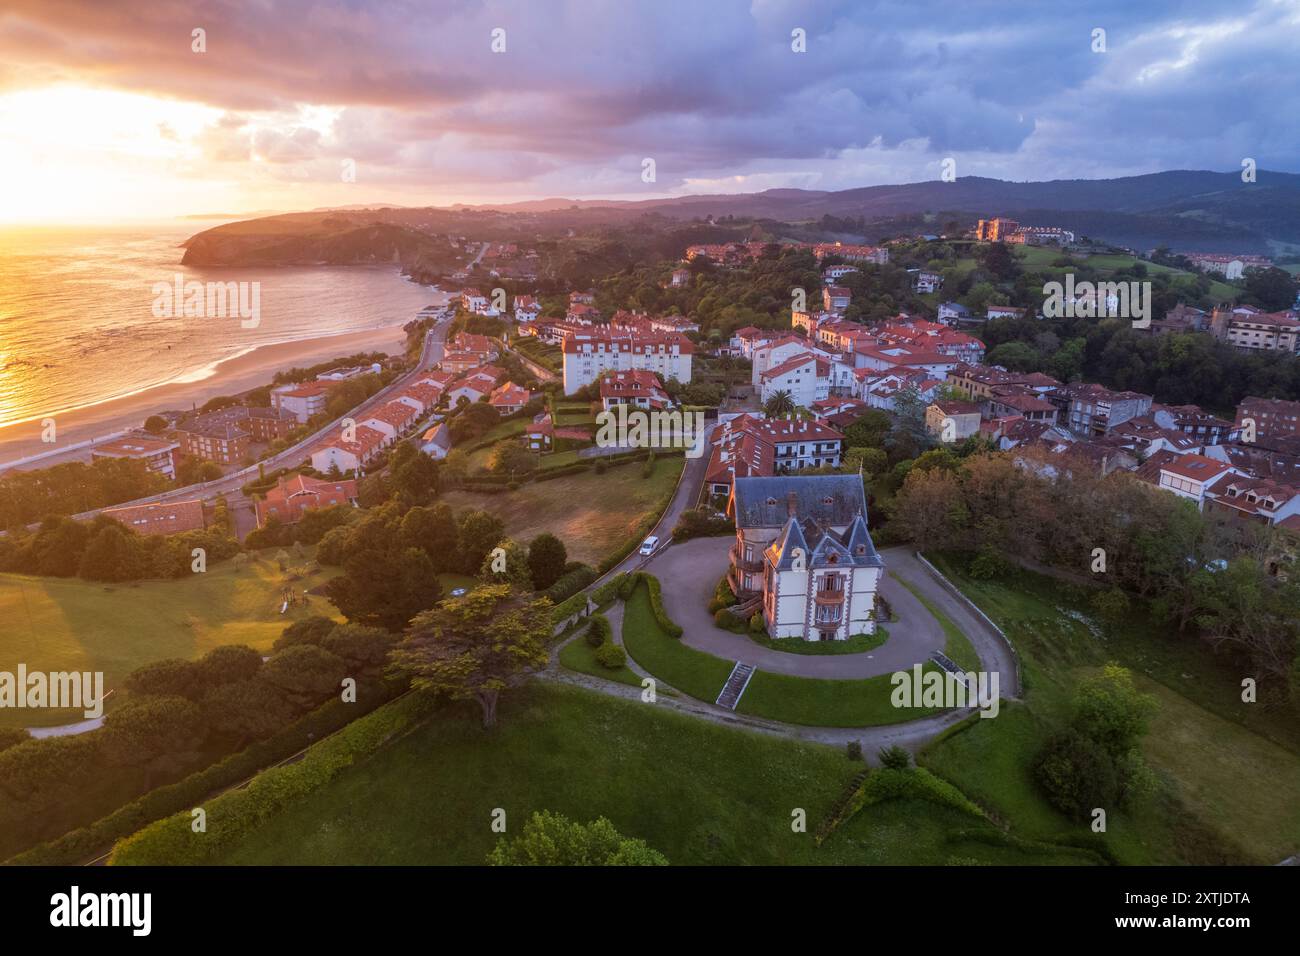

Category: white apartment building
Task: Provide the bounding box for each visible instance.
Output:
[561,331,694,394]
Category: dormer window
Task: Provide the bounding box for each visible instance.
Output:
[855,545,866,555]
[822,496,834,505]
[766,497,778,506]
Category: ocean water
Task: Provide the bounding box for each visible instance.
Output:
[0,222,438,427]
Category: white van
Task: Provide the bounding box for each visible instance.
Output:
[638,535,660,556]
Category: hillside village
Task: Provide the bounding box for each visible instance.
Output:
[2,213,1299,872]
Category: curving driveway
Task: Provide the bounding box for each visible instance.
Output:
[642,537,948,678]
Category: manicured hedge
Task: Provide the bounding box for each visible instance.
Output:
[9,679,407,866]
[550,590,589,625]
[590,573,627,608]
[623,571,682,638]
[544,564,598,603]
[107,690,439,865]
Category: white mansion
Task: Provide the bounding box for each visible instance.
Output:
[726,474,884,641]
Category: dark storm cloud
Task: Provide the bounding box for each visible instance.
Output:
[0,0,1295,196]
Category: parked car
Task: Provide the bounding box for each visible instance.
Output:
[638,535,660,556]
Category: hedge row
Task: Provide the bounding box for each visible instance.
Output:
[8,679,407,866]
[544,564,598,604]
[108,689,438,866]
[550,590,589,625]
[621,571,682,638]
[590,573,626,609]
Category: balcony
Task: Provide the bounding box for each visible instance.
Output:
[727,566,759,600]
[729,544,764,573]
[814,588,845,607]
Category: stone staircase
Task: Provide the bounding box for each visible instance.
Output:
[715,662,756,710]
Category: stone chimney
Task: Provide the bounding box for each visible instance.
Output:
[786,490,799,518]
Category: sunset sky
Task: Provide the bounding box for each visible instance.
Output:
[1,0,1297,222]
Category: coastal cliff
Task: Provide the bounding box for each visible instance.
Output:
[181,213,461,282]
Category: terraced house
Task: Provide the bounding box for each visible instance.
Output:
[726,475,883,641]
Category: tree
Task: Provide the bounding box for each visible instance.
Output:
[77,524,144,582]
[400,503,460,571]
[486,810,668,866]
[325,545,442,631]
[258,644,349,710]
[841,410,892,448]
[1033,729,1119,820]
[487,442,538,478]
[457,510,506,575]
[1242,266,1299,312]
[527,533,568,590]
[273,615,339,652]
[143,415,168,435]
[390,445,440,503]
[1072,663,1156,761]
[478,537,533,591]
[763,389,795,418]
[392,584,550,728]
[985,341,1041,372]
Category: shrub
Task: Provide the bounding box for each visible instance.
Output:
[639,573,682,637]
[585,614,612,648]
[706,576,736,614]
[1032,729,1119,821]
[713,608,746,632]
[590,573,626,608]
[550,591,588,625]
[672,507,733,543]
[877,745,912,770]
[846,740,863,761]
[747,612,766,635]
[593,643,627,670]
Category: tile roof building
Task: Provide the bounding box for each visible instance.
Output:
[727,474,884,642]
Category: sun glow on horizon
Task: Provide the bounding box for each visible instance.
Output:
[0,85,230,223]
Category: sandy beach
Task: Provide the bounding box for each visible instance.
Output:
[0,323,416,469]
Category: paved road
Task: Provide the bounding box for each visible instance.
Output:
[642,538,946,678]
[546,541,1019,757]
[57,315,451,523]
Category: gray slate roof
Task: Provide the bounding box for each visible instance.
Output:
[766,511,884,571]
[733,474,868,529]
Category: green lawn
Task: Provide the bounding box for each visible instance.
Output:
[918,552,1300,865]
[206,682,1089,865]
[442,456,684,566]
[558,635,643,688]
[0,556,339,728]
[620,583,734,701]
[736,667,946,727]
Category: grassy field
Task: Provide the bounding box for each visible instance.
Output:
[441,456,684,565]
[918,552,1300,864]
[207,682,1092,865]
[1013,245,1240,300]
[0,555,339,728]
